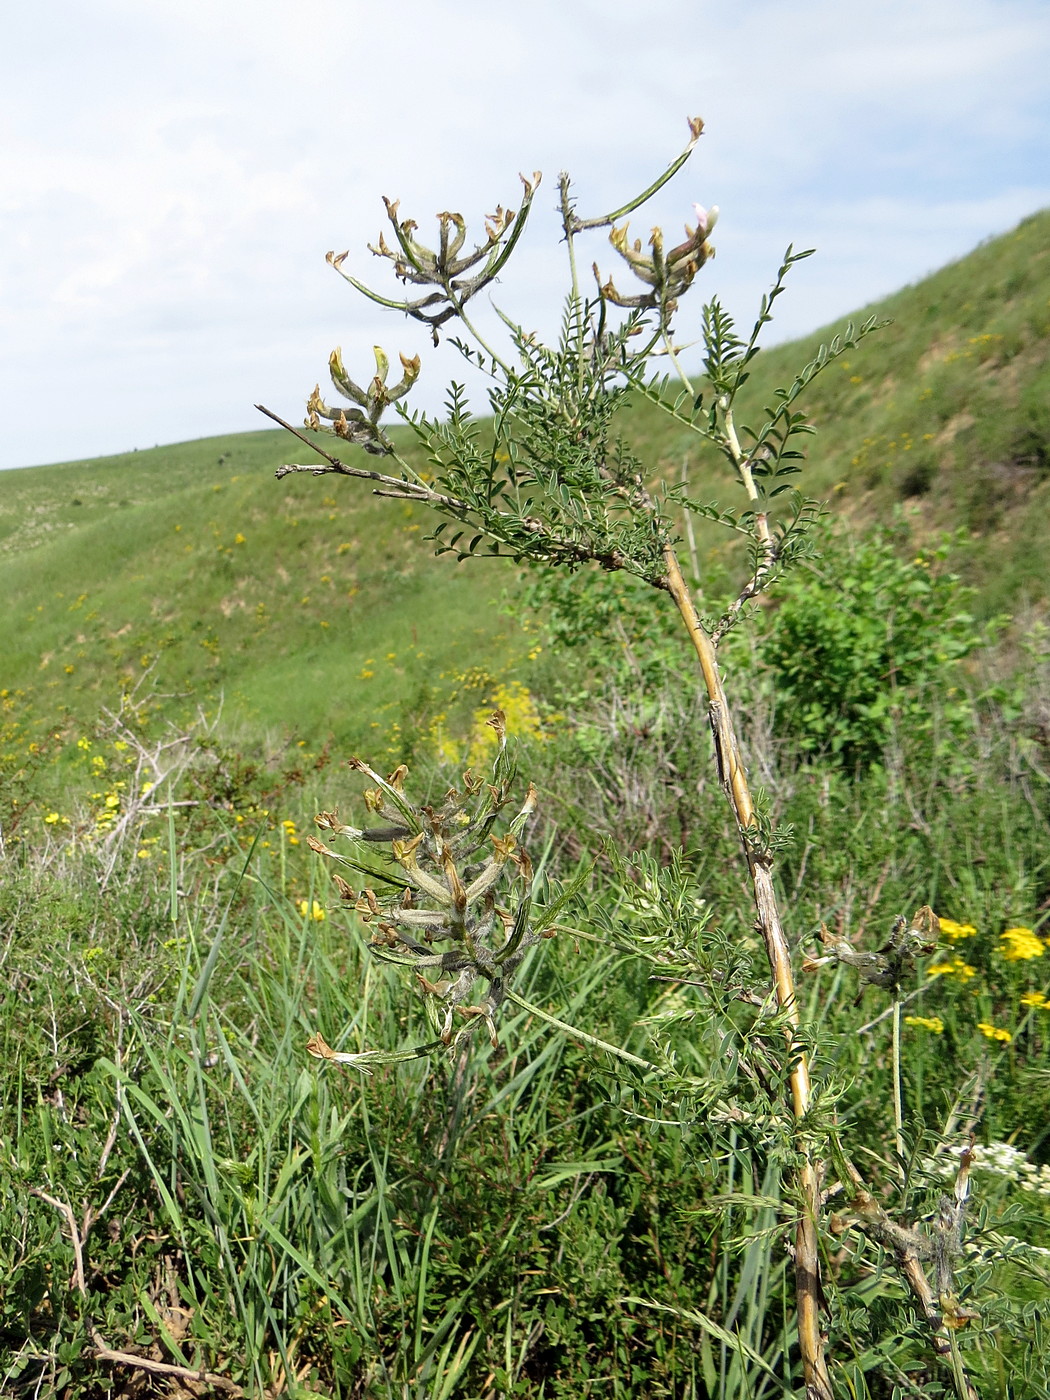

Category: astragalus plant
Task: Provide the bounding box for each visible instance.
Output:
[260,119,992,1398]
[304,724,570,1059]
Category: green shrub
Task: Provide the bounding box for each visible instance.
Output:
[754,521,997,767]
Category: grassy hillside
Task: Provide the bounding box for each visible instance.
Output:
[0,429,525,769]
[2,209,1048,768]
[628,207,1050,612]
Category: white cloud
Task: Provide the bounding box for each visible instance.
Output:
[1,0,1048,468]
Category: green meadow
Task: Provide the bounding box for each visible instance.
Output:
[2,211,1050,1398]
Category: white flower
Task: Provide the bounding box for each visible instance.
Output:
[692,203,719,235]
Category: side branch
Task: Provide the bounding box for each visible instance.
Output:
[840,1157,980,1400]
[712,534,779,644]
[261,404,666,580]
[257,404,469,512]
[566,116,705,233]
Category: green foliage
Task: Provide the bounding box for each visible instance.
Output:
[752,521,1001,767]
[3,647,1050,1396]
[0,430,520,768]
[0,769,773,1399]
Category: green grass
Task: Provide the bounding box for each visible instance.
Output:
[0,427,523,771]
[0,794,750,1398]
[4,700,1049,1398]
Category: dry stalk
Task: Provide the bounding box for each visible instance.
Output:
[837,1150,981,1400]
[662,547,833,1400]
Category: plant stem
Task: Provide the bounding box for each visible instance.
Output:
[723,405,774,557]
[892,999,906,1181]
[557,173,587,400]
[445,292,512,377]
[505,990,660,1073]
[661,545,833,1400]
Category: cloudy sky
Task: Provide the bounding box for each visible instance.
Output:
[2,0,1048,471]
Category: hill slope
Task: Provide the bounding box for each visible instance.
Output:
[2,210,1048,762]
[632,207,1050,610]
[0,429,523,762]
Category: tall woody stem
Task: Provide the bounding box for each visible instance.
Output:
[662,546,832,1400]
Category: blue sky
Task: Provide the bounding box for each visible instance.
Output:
[1,0,1048,470]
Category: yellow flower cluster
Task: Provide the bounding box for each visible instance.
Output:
[999,926,1044,961]
[297,899,326,922]
[904,1015,945,1033]
[435,681,550,769]
[89,781,127,833]
[938,917,976,942]
[977,1021,1012,1044]
[927,957,977,981]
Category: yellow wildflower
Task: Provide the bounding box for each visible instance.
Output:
[938,917,977,942]
[904,1015,945,1033]
[1020,991,1048,1009]
[459,682,547,767]
[976,1022,1012,1044]
[1000,927,1044,961]
[927,958,977,980]
[297,899,326,922]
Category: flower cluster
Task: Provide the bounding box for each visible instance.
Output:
[977,1021,1013,1044]
[926,1140,1050,1197]
[324,173,541,344]
[919,914,1050,1045]
[434,681,550,769]
[597,202,718,312]
[999,926,1045,961]
[307,716,547,1051]
[306,344,421,456]
[904,1014,945,1033]
[926,956,978,980]
[804,906,938,1000]
[938,917,977,942]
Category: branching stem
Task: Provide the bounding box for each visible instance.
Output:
[660,546,832,1400]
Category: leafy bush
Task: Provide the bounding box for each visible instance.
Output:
[753,521,997,767]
